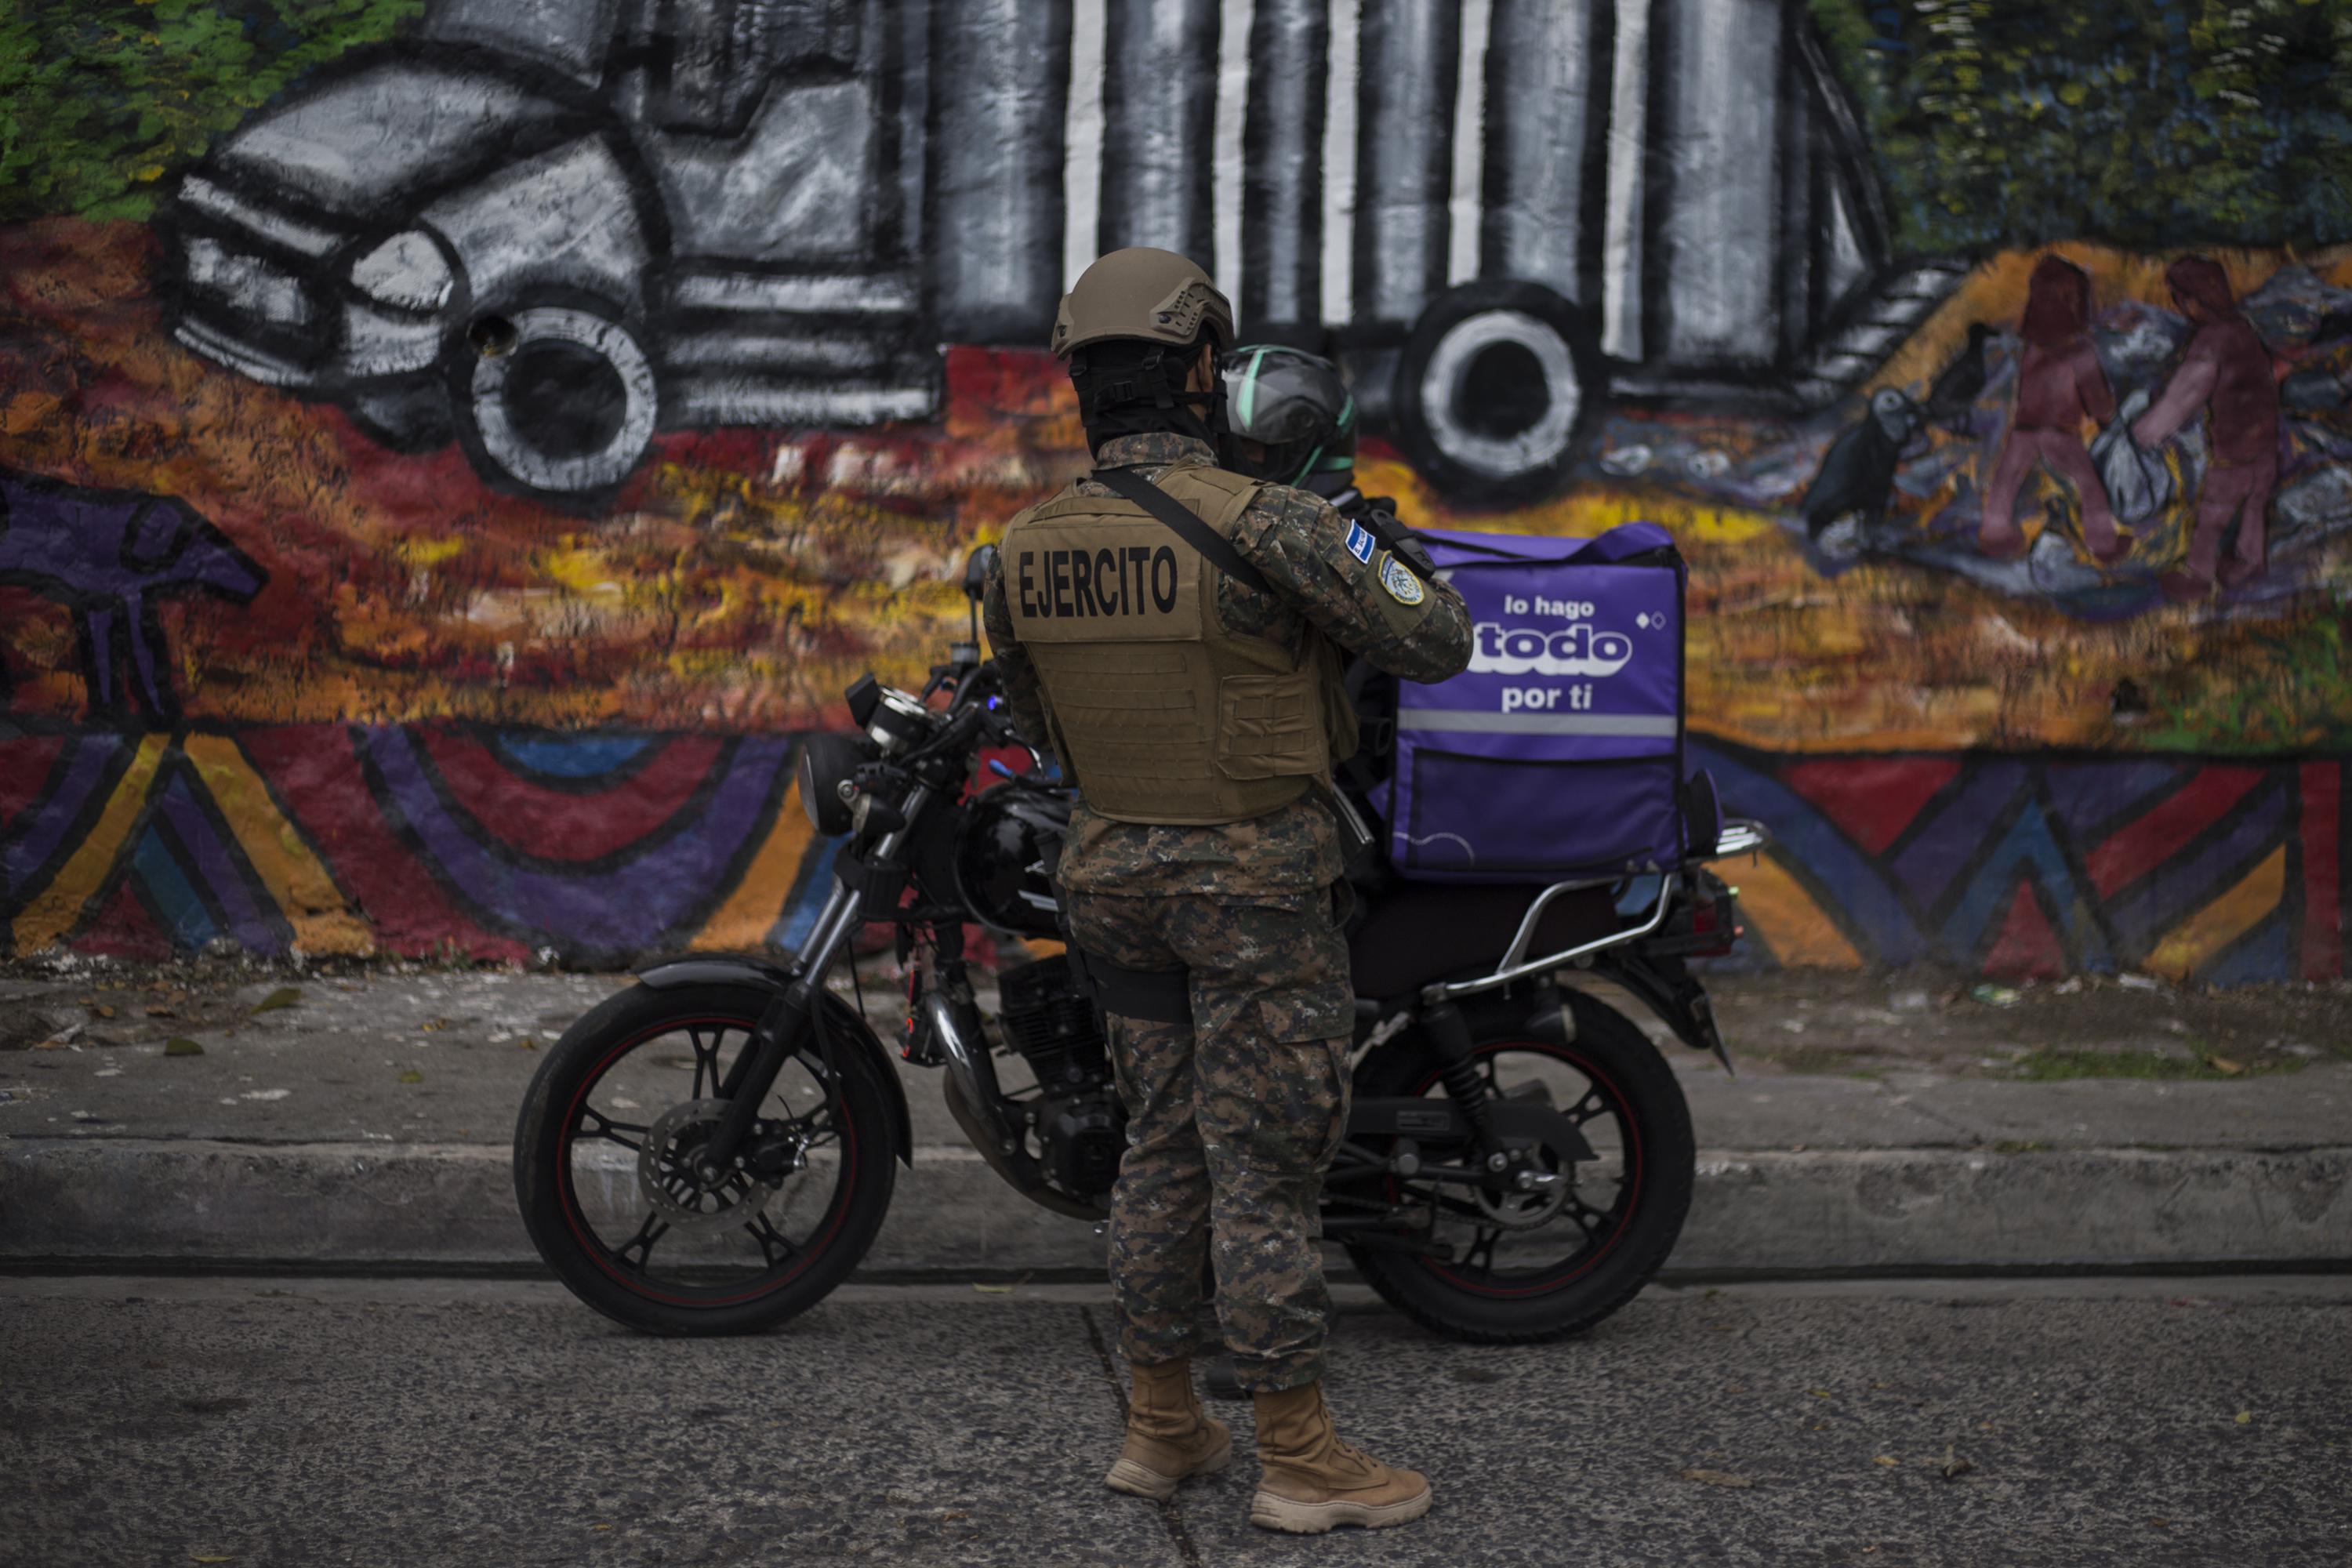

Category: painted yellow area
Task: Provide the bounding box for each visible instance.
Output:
[1728,854,1864,970]
[2143,845,2285,983]
[10,735,167,953]
[181,735,373,956]
[690,772,816,950]
[1356,458,1778,546]
[393,537,466,568]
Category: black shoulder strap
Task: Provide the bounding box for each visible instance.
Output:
[1092,466,1272,595]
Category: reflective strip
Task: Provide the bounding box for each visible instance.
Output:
[1397,710,1679,737]
[1237,345,1269,428]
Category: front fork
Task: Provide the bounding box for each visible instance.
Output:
[694,783,938,1177]
[693,881,869,1181]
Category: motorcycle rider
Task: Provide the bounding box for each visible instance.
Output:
[1220,343,1441,582]
[982,249,1472,1534]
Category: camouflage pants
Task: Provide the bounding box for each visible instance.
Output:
[1062,886,1354,1393]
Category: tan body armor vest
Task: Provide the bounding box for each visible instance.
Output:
[1002,466,1357,825]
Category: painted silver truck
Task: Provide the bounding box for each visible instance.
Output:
[162,0,1956,502]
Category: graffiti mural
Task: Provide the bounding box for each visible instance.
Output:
[0,473,265,720]
[0,724,825,965]
[1,721,2336,983]
[150,0,1925,503]
[1690,741,2343,984]
[2,1,2350,982]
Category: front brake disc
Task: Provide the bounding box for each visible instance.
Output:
[637,1098,786,1235]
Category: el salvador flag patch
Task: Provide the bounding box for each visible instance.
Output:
[1344,521,1376,564]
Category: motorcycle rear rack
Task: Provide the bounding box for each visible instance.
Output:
[1417,818,1770,1006]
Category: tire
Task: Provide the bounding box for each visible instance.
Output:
[1392,278,1604,506]
[1343,989,1693,1343]
[514,980,897,1336]
[454,299,659,500]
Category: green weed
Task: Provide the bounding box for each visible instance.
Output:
[0,1,423,224]
[1811,0,2352,254]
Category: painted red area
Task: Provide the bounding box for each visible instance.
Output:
[1779,757,1960,854]
[414,728,726,863]
[1984,883,2065,979]
[2085,766,2265,896]
[2301,761,2341,981]
[76,876,169,961]
[0,734,69,826]
[646,426,778,482]
[240,726,529,963]
[943,344,1067,419]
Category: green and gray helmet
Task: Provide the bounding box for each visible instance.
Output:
[1220,344,1356,488]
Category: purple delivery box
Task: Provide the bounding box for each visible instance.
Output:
[1381,522,1688,882]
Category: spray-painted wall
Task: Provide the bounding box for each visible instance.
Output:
[2,0,2350,982]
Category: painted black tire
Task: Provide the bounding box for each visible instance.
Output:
[345,379,454,453]
[1392,279,1605,506]
[452,299,659,501]
[1343,990,1693,1343]
[514,981,896,1337]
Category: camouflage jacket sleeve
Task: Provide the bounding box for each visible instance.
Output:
[981,554,1057,764]
[1225,483,1473,684]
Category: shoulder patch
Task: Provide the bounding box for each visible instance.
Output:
[1344,521,1376,564]
[1379,553,1425,605]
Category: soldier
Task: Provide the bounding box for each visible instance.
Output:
[982,249,1472,1534]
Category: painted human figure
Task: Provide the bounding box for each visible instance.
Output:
[2132,257,2283,602]
[1977,256,2123,564]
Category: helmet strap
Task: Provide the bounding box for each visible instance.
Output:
[1077,340,1227,452]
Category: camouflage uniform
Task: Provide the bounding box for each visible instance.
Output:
[983,431,1472,1392]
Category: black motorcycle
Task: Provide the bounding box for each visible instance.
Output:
[515,552,1766,1342]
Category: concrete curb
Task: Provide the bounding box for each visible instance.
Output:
[6,1138,2348,1273]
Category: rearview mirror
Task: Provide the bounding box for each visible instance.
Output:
[963,544,998,602]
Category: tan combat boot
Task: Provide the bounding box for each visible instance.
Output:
[1104,1358,1233,1501]
[1249,1382,1432,1533]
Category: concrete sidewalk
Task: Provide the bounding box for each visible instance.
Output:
[2,965,2348,1272]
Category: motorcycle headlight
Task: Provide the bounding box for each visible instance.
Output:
[350,230,453,312]
[797,732,871,836]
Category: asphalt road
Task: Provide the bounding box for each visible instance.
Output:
[3,1274,2347,1568]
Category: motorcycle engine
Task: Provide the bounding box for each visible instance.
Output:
[999,954,1106,1091]
[1040,1099,1124,1203]
[998,955,1124,1207]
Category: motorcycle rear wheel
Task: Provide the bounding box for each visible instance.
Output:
[1343,989,1694,1343]
[514,981,897,1335]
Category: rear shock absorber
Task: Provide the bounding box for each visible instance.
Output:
[1418,999,1508,1168]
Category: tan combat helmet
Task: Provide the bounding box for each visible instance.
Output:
[1051,248,1235,360]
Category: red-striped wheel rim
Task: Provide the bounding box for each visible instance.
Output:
[554,1013,860,1308]
[1403,1039,1642,1299]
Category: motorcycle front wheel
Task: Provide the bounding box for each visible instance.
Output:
[514,981,897,1335]
[1342,989,1695,1343]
